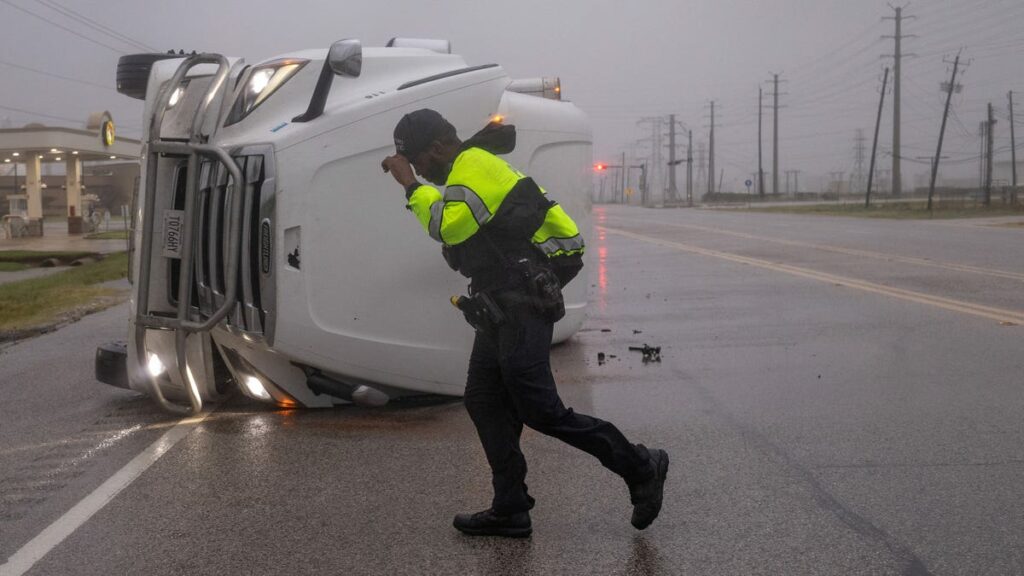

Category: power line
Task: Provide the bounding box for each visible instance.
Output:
[787,21,882,83]
[0,57,114,91]
[34,0,157,52]
[0,103,85,125]
[0,0,127,53]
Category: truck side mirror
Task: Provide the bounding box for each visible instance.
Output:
[293,38,361,123]
[328,39,362,77]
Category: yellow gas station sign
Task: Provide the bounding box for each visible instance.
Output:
[101,119,115,147]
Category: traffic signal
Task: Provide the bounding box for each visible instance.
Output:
[594,163,607,172]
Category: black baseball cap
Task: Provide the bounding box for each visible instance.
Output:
[393,109,456,159]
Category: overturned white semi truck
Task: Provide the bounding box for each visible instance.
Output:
[95,39,593,413]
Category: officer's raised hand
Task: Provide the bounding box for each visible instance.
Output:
[381,154,417,188]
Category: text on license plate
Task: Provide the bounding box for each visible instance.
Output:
[162,209,184,259]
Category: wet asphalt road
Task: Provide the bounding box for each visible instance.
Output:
[1,205,1023,575]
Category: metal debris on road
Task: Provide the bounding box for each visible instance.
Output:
[628,344,661,363]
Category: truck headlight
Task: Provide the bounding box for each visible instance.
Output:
[147,353,166,377]
[225,59,308,125]
[168,86,185,108]
[243,375,272,401]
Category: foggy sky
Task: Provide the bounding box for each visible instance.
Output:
[2,0,1022,191]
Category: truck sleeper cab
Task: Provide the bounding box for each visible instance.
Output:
[98,39,593,413]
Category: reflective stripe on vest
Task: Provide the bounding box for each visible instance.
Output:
[427,200,444,242]
[537,234,585,256]
[444,185,491,226]
[531,203,584,257]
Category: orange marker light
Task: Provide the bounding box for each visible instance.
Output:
[490,114,504,124]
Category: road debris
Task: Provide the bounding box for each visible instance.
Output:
[628,344,661,363]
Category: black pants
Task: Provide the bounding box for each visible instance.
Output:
[464,296,653,515]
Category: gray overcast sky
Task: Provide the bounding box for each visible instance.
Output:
[2,0,1022,190]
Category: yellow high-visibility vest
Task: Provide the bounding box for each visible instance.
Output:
[406,147,585,259]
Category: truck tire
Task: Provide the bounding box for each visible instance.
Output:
[116,53,182,100]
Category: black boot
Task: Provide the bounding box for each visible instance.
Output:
[628,446,669,530]
[453,508,532,538]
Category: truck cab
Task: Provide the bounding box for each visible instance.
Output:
[99,39,593,413]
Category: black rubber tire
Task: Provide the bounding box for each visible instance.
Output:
[116,53,182,100]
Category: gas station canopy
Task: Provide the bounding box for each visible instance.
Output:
[0,125,140,164]
[1,118,141,234]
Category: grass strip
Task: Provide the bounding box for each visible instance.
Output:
[0,250,96,264]
[85,230,129,240]
[0,262,30,272]
[0,252,129,337]
[743,202,1024,220]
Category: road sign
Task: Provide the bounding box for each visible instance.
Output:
[745,179,753,193]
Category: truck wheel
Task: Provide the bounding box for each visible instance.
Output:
[116,53,182,100]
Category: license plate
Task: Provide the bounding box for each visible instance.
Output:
[162,209,184,259]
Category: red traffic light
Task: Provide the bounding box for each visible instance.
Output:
[594,163,607,172]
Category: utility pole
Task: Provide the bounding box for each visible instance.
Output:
[637,116,666,205]
[773,74,779,195]
[639,162,648,204]
[866,67,889,208]
[696,142,707,195]
[758,87,765,197]
[985,102,995,206]
[708,101,716,196]
[1010,91,1018,195]
[687,129,693,206]
[668,114,678,202]
[927,51,961,211]
[768,74,784,194]
[884,5,916,198]
[620,150,627,203]
[853,129,867,193]
[979,122,987,192]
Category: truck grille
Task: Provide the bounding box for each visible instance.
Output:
[168,151,274,341]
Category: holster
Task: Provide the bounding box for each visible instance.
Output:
[456,292,507,334]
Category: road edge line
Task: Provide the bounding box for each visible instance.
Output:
[0,412,210,576]
[602,226,1024,325]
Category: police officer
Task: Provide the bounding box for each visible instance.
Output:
[382,109,668,537]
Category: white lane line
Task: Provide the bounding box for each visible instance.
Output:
[0,412,210,576]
